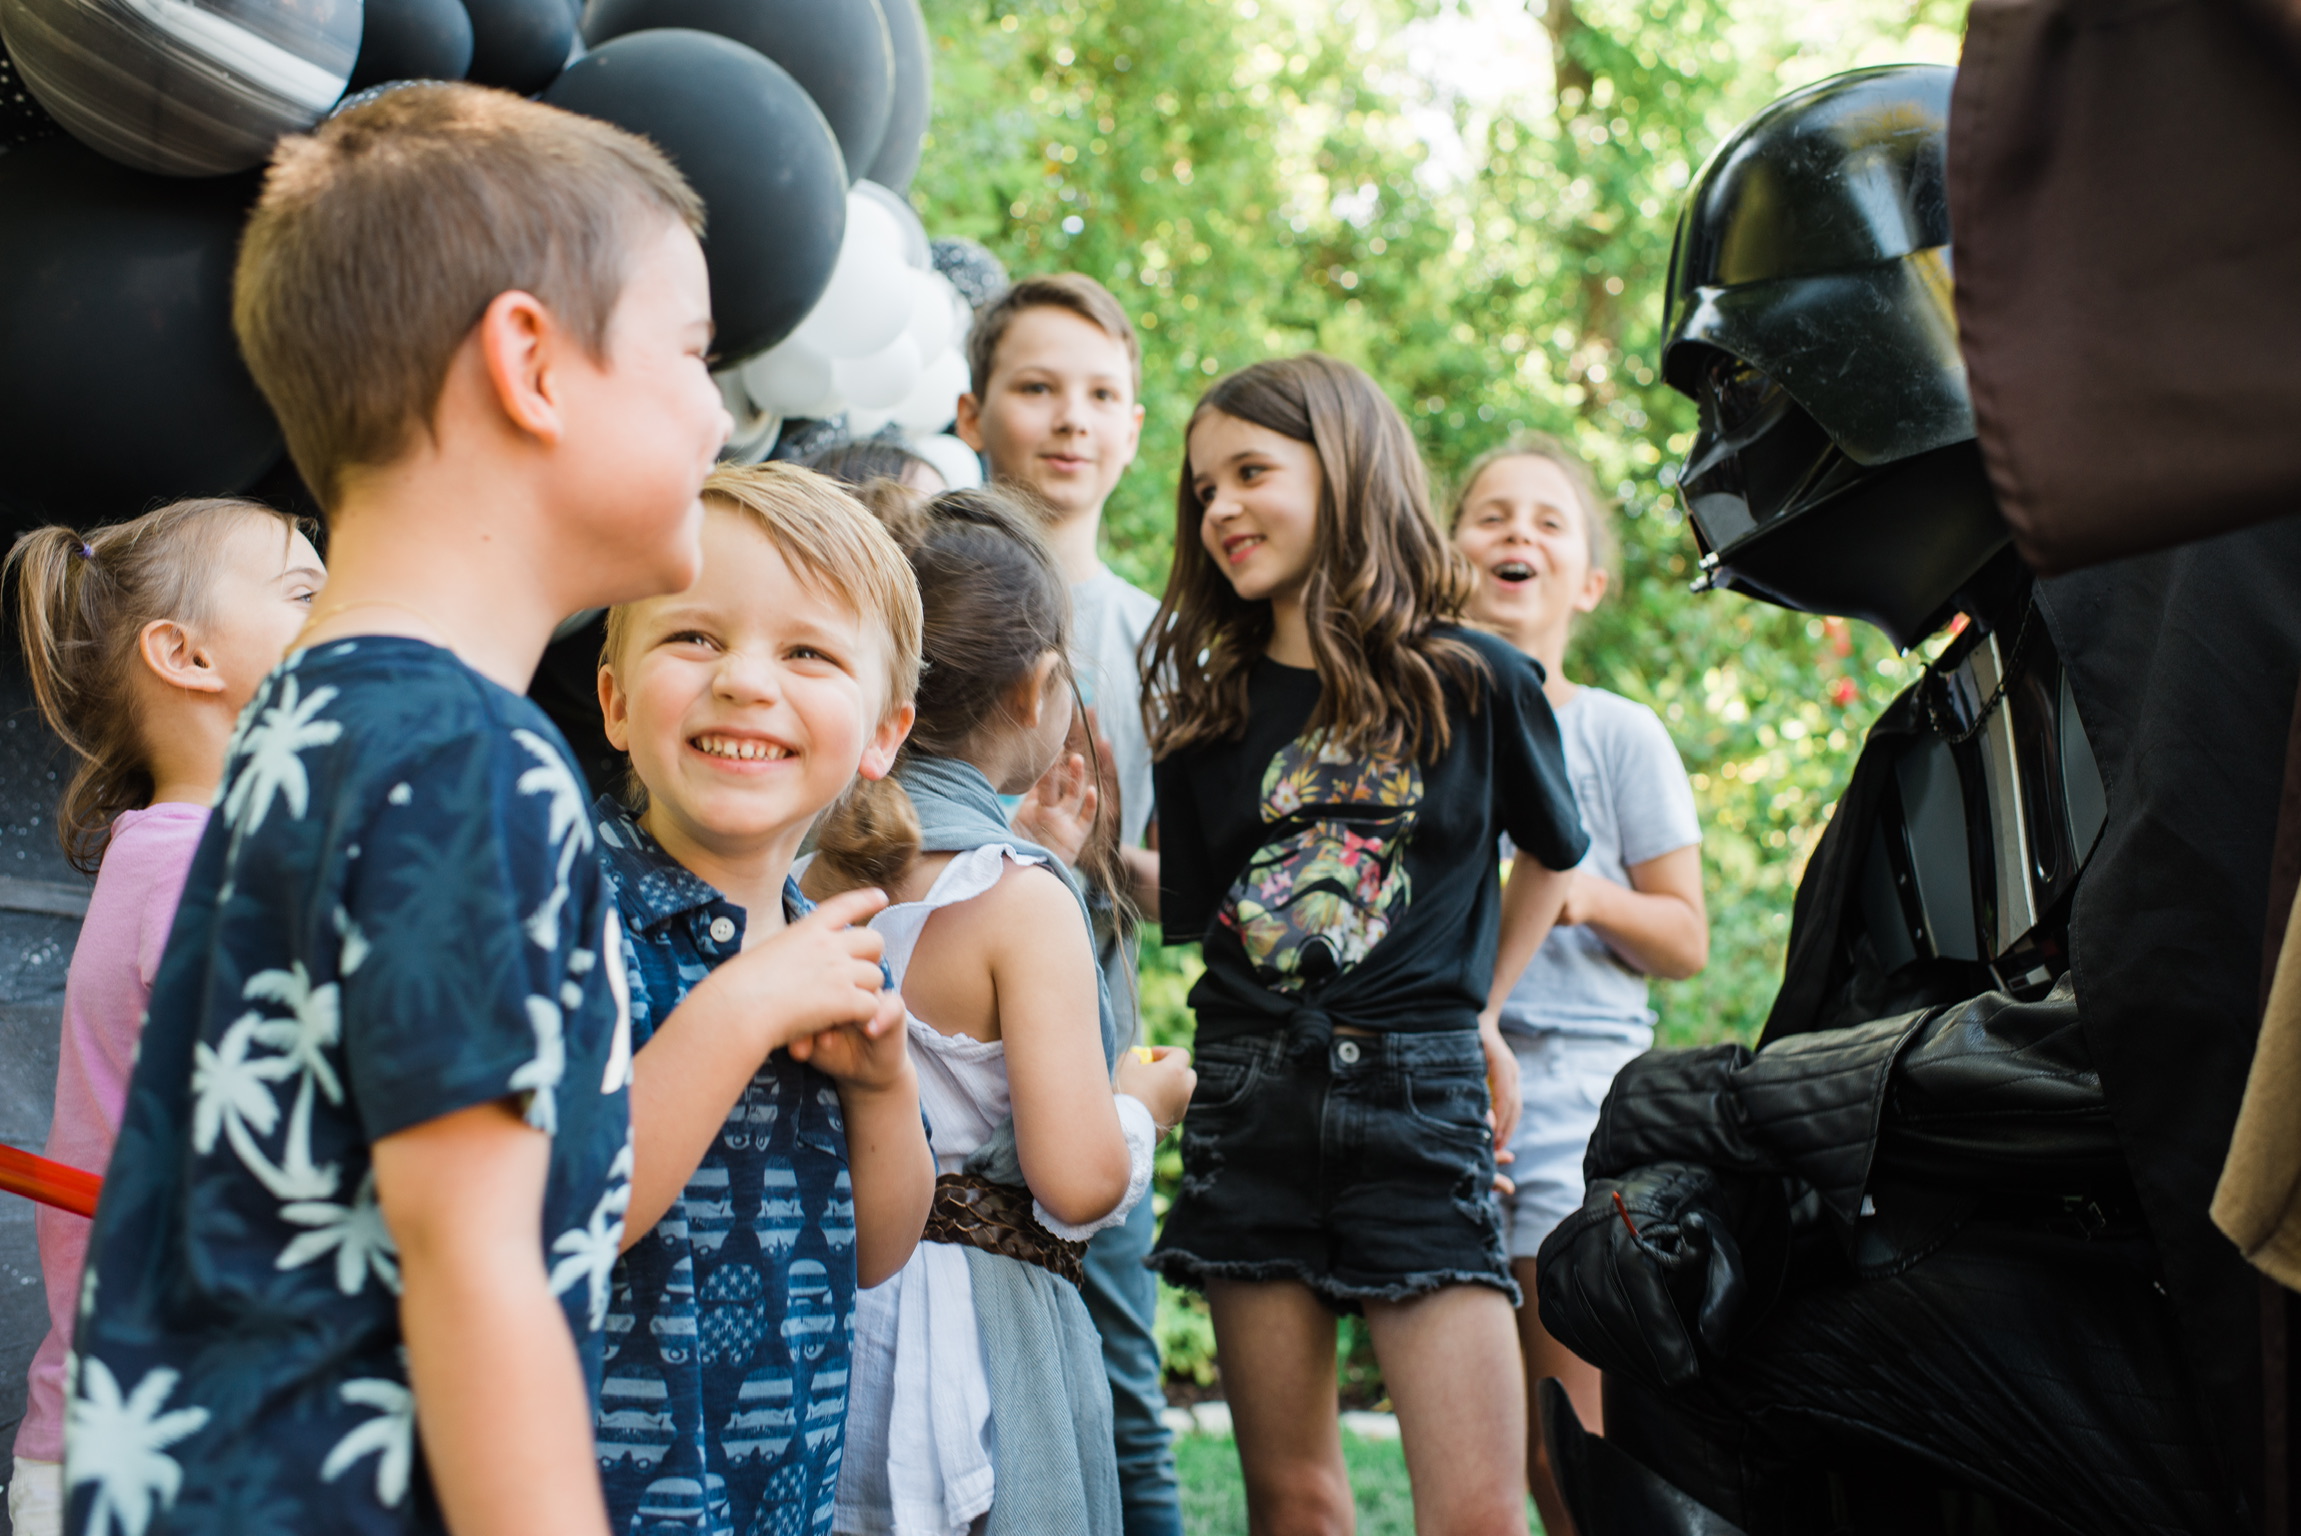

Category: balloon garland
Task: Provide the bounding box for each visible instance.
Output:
[0,0,979,530]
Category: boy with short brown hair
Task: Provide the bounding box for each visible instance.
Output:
[64,84,890,1536]
[955,271,1180,1536]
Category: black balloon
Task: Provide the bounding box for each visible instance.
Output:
[864,0,925,192]
[546,29,844,361]
[0,137,280,527]
[348,0,474,88]
[582,0,889,182]
[464,0,570,94]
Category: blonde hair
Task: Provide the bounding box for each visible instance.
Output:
[234,82,705,510]
[6,500,307,873]
[1448,433,1619,576]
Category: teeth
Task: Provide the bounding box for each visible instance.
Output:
[1495,562,1534,580]
[693,735,790,762]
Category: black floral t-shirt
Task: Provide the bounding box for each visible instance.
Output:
[67,638,633,1536]
[1156,626,1588,1042]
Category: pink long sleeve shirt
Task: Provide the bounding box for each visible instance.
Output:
[17,802,207,1462]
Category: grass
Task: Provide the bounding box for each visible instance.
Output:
[1175,1431,1545,1536]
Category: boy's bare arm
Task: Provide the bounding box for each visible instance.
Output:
[373,1100,607,1536]
[826,1056,934,1288]
[1564,845,1710,980]
[624,888,892,1243]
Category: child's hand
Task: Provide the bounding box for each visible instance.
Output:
[694,887,891,1059]
[1011,750,1098,867]
[1116,1045,1196,1133]
[788,985,909,1093]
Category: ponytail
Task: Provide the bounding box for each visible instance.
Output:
[810,771,923,897]
[5,498,300,873]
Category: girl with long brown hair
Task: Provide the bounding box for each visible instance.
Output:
[4,499,322,1536]
[1143,355,1589,1534]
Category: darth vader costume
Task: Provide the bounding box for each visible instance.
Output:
[1535,65,2301,1535]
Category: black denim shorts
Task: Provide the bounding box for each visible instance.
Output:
[1149,1027,1518,1311]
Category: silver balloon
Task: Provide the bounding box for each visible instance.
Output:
[0,0,362,176]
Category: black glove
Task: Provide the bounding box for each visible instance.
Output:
[1536,1162,1786,1392]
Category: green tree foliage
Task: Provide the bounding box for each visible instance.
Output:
[913,0,1967,1051]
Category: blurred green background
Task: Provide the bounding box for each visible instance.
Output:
[907,0,1969,1413]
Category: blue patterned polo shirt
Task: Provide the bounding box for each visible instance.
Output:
[67,639,633,1536]
[592,800,857,1536]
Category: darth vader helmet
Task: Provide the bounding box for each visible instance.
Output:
[1663,64,2008,649]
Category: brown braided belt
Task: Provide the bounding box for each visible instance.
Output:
[923,1172,1086,1287]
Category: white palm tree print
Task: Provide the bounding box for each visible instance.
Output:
[221,674,343,836]
[510,995,567,1135]
[319,1376,415,1508]
[242,964,346,1200]
[66,1360,210,1536]
[549,1141,633,1330]
[277,1170,399,1296]
[189,1016,310,1200]
[513,730,594,949]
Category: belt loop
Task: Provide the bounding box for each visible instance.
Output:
[1285,1006,1334,1061]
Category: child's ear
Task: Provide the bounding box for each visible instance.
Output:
[474,289,566,445]
[1577,566,1610,614]
[858,701,915,781]
[1005,652,1062,730]
[137,619,226,696]
[954,391,987,452]
[597,664,632,752]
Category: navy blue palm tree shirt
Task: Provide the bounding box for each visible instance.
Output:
[590,798,857,1536]
[68,638,633,1536]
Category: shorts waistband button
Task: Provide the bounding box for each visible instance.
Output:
[1335,1039,1362,1065]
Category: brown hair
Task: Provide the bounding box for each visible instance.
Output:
[603,462,923,815]
[7,500,307,873]
[964,272,1141,397]
[814,485,1133,918]
[235,82,705,510]
[1447,433,1620,575]
[1143,353,1485,764]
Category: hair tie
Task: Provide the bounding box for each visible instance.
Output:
[77,542,93,560]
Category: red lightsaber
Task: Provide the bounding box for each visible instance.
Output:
[0,1146,100,1218]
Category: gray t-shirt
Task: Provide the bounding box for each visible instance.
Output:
[1071,566,1162,849]
[1500,685,1701,1043]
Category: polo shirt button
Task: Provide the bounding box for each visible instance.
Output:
[708,916,737,944]
[1335,1040,1362,1065]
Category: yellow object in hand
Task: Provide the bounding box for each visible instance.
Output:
[1133,1046,1157,1063]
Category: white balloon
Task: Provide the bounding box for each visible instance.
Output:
[903,269,962,364]
[845,406,898,436]
[713,365,782,463]
[852,180,931,269]
[891,346,971,435]
[740,338,840,418]
[912,433,985,491]
[832,335,923,411]
[793,230,912,359]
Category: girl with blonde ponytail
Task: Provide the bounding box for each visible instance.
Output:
[5,498,323,1536]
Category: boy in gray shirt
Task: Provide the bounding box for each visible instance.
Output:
[956,272,1175,1536]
